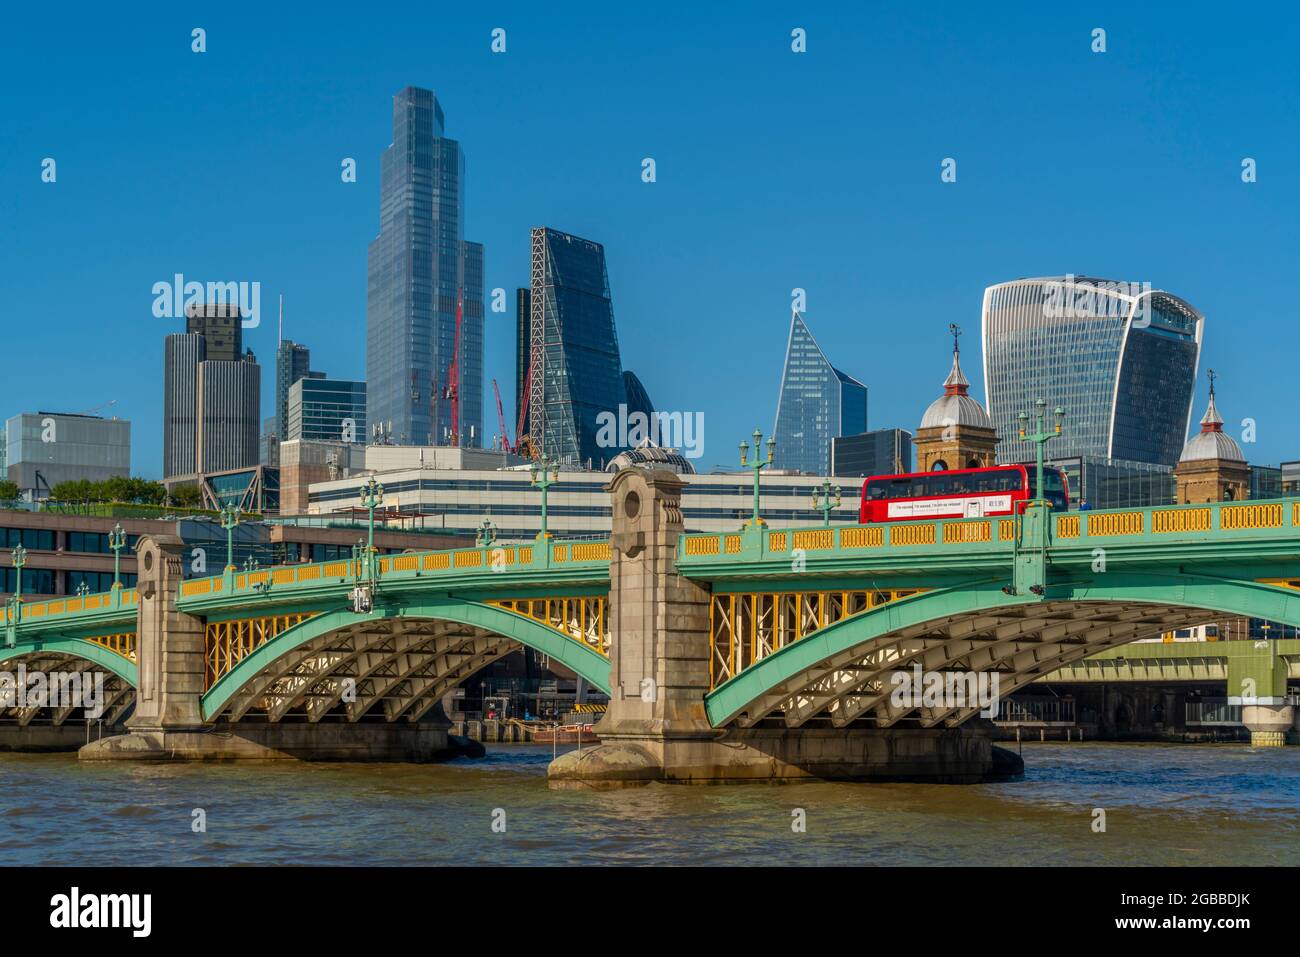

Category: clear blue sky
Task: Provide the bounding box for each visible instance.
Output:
[3,1,1297,478]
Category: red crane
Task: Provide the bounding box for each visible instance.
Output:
[492,379,510,451]
[443,290,463,446]
[515,358,536,457]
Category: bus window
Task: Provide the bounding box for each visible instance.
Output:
[1026,468,1069,510]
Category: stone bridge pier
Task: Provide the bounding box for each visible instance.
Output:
[548,468,1018,786]
[79,535,456,762]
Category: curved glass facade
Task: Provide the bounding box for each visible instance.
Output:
[530,228,627,468]
[982,277,1202,467]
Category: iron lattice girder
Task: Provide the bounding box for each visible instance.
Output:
[707,573,1300,729]
[811,604,1201,729]
[202,598,613,723]
[218,621,490,723]
[0,650,135,727]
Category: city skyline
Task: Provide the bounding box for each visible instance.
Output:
[4,5,1298,478]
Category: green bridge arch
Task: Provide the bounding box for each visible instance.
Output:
[0,638,139,688]
[201,597,612,721]
[704,571,1300,727]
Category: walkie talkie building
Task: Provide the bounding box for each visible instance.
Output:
[981,277,1203,468]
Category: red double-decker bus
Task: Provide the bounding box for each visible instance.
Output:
[858,464,1070,523]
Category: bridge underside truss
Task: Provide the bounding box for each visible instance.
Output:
[726,600,1221,730]
[0,649,135,728]
[209,618,520,724]
[709,588,924,687]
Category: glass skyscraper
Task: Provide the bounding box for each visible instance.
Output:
[287,378,368,443]
[982,277,1203,467]
[771,313,867,475]
[275,341,315,440]
[367,86,484,448]
[527,227,628,468]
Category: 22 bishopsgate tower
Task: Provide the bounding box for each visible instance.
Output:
[367,86,485,447]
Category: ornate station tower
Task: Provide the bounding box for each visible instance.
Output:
[1174,371,1249,503]
[914,325,999,471]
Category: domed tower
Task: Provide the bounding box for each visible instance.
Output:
[914,325,999,471]
[1174,370,1249,503]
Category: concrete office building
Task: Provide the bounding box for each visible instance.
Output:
[165,303,261,483]
[305,449,860,540]
[196,353,261,474]
[4,412,131,499]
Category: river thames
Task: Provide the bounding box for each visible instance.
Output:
[2,742,1297,866]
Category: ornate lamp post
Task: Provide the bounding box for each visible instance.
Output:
[76,581,91,598]
[740,429,775,528]
[108,523,126,592]
[531,456,560,540]
[812,478,841,527]
[10,544,27,604]
[5,544,26,648]
[219,504,241,574]
[476,516,498,548]
[1017,399,1065,507]
[360,476,384,581]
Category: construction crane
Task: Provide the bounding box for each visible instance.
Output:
[73,399,117,417]
[439,290,463,447]
[492,379,510,452]
[515,358,539,460]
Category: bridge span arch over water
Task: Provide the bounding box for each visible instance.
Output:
[8,479,1300,775]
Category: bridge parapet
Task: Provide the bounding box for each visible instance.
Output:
[174,538,612,617]
[677,498,1300,582]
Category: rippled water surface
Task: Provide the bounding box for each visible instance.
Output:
[2,742,1297,865]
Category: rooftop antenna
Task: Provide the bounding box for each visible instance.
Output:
[278,294,284,346]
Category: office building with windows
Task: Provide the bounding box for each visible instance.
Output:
[0,510,470,601]
[196,354,261,474]
[275,340,318,442]
[1029,454,1175,510]
[526,227,633,468]
[366,86,484,448]
[287,378,367,444]
[831,428,913,478]
[165,304,261,483]
[305,461,860,540]
[4,412,130,499]
[982,277,1203,467]
[772,312,868,475]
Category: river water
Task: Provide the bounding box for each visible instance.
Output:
[2,742,1297,866]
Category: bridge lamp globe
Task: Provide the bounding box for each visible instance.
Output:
[738,439,749,466]
[1016,411,1029,439]
[766,434,776,464]
[1053,406,1065,435]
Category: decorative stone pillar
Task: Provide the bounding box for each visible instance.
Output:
[549,467,715,785]
[126,534,209,731]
